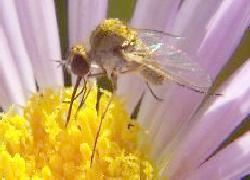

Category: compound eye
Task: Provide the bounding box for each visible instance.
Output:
[71,54,90,76]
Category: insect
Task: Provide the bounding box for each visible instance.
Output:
[89,18,212,96]
[88,18,213,166]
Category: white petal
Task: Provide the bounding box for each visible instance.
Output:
[188,132,250,180]
[165,59,250,178]
[136,0,250,156]
[0,27,25,111]
[0,1,36,99]
[68,0,108,47]
[15,0,63,89]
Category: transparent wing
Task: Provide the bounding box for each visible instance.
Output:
[125,29,213,92]
[132,28,184,40]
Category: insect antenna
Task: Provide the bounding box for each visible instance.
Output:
[65,76,82,126]
[53,60,65,68]
[51,59,72,81]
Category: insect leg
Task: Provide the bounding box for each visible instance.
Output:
[81,85,92,106]
[75,78,92,119]
[63,84,86,104]
[175,82,222,96]
[90,94,114,167]
[73,88,85,102]
[146,82,164,101]
[90,70,117,167]
[66,76,82,126]
[63,90,85,104]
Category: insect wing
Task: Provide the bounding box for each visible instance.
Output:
[135,29,213,92]
[134,28,183,50]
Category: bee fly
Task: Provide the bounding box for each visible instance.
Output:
[88,18,214,166]
[89,18,213,96]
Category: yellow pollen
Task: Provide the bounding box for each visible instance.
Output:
[0,86,155,179]
[71,45,88,58]
[93,18,137,43]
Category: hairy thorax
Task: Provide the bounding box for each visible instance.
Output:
[89,19,138,72]
[89,18,165,86]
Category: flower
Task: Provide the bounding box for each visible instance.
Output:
[0,0,250,179]
[0,87,154,178]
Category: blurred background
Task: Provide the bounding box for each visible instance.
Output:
[0,1,249,178]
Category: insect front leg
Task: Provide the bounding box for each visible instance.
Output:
[90,91,114,168]
[74,77,92,119]
[72,80,87,101]
[146,82,164,101]
[90,69,117,167]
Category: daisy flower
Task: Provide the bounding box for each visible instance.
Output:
[0,0,250,179]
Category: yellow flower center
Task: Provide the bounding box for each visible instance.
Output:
[0,86,155,179]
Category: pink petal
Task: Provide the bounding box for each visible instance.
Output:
[0,28,25,111]
[131,0,182,31]
[165,59,250,178]
[172,0,222,58]
[136,0,250,157]
[15,0,63,89]
[0,1,35,99]
[68,0,108,47]
[188,132,250,180]
[196,0,250,77]
[117,74,145,114]
[68,0,108,84]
